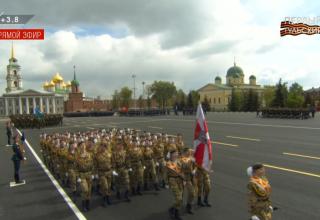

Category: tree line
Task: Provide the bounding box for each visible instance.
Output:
[111,81,201,110]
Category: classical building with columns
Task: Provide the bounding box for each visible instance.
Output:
[0,46,64,116]
[197,62,265,111]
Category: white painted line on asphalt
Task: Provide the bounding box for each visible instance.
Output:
[87,127,95,130]
[211,141,239,147]
[166,118,320,130]
[226,136,261,142]
[148,126,163,130]
[16,129,86,220]
[283,152,320,160]
[264,163,320,178]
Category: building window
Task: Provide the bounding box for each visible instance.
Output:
[218,97,221,104]
[214,98,216,104]
[13,70,17,75]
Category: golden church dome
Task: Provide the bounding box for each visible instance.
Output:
[66,81,72,87]
[52,72,64,83]
[43,81,49,88]
[48,80,55,87]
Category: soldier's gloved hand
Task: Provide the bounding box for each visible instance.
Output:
[191,169,196,175]
[128,168,133,172]
[155,162,159,167]
[65,172,69,177]
[143,166,146,170]
[91,175,95,180]
[23,157,27,161]
[112,171,119,176]
[251,216,260,220]
[269,206,273,212]
[77,178,81,183]
[57,165,60,168]
[95,174,99,179]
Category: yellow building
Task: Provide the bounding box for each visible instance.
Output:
[198,62,264,111]
[43,73,72,101]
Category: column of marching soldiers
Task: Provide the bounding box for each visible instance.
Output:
[39,128,211,220]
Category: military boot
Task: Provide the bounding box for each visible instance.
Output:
[197,196,205,207]
[168,207,175,219]
[82,200,88,212]
[136,185,142,196]
[106,195,111,205]
[86,200,90,211]
[204,195,211,207]
[116,191,121,199]
[144,182,149,191]
[154,183,160,191]
[186,203,194,214]
[124,190,131,202]
[174,208,183,220]
[131,187,136,195]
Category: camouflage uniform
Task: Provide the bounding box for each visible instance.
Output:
[58,145,68,185]
[153,140,166,187]
[76,150,94,211]
[248,176,272,220]
[95,144,113,206]
[166,159,184,220]
[66,148,77,194]
[127,144,144,194]
[112,145,130,201]
[143,145,159,190]
[196,166,211,207]
[180,153,197,213]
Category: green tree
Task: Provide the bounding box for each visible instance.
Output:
[119,86,133,108]
[228,88,241,111]
[287,82,304,108]
[263,86,276,107]
[175,89,187,110]
[111,90,120,110]
[304,92,313,107]
[243,89,259,111]
[150,81,177,110]
[271,79,288,107]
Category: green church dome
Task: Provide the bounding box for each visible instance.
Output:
[227,64,244,78]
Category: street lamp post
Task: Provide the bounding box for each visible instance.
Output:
[132,74,136,109]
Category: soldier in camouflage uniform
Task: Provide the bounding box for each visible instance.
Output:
[180,147,197,214]
[94,141,113,206]
[196,165,211,207]
[58,141,69,186]
[66,142,77,196]
[247,164,273,220]
[143,140,160,191]
[176,134,185,155]
[166,150,184,220]
[112,139,130,202]
[127,138,144,195]
[153,135,167,188]
[76,142,94,212]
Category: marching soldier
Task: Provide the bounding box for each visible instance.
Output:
[76,142,94,212]
[196,165,211,207]
[66,142,77,196]
[176,134,184,154]
[247,164,273,220]
[127,138,144,195]
[143,140,160,191]
[153,135,167,188]
[112,139,130,202]
[180,147,197,214]
[94,141,113,206]
[166,150,184,220]
[11,135,25,184]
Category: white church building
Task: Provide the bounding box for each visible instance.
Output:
[0,45,64,116]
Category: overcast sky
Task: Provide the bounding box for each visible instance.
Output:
[1,0,320,98]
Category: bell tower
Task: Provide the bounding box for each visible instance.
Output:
[6,43,23,93]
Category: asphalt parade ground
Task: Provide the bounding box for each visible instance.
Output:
[1,113,319,220]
